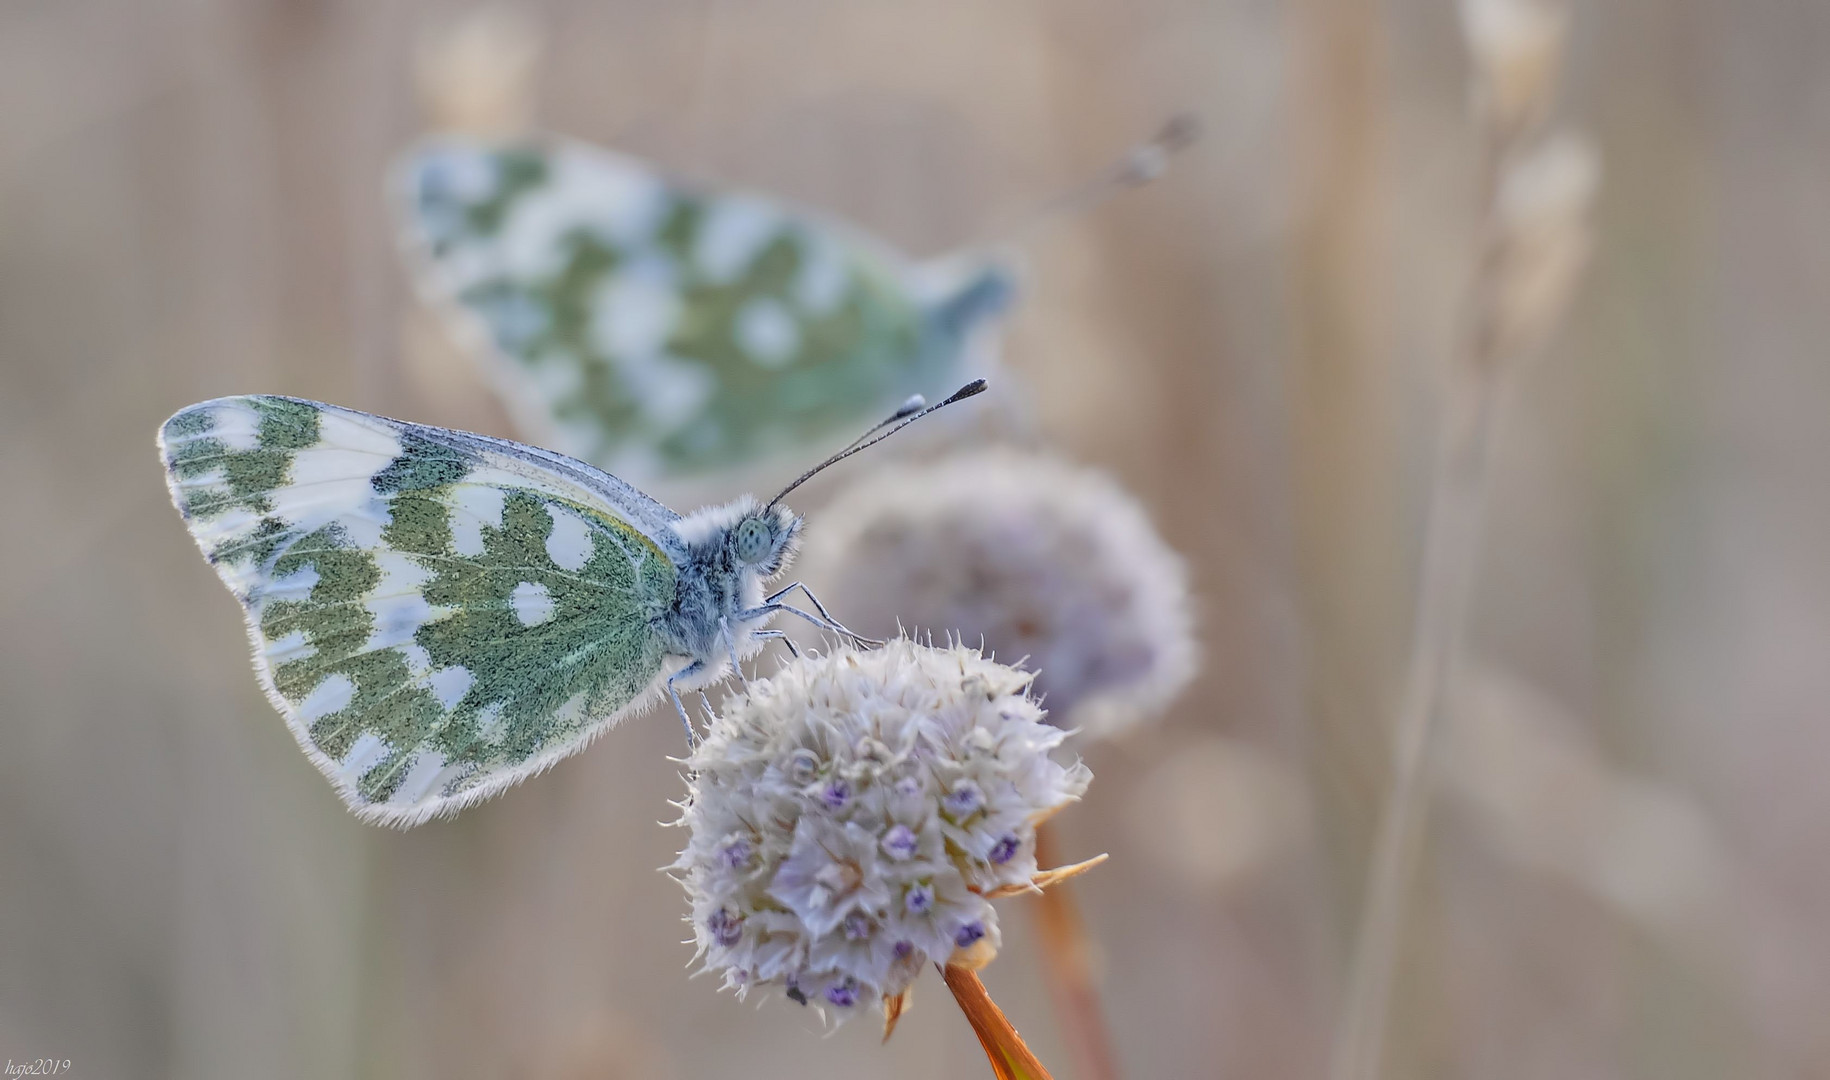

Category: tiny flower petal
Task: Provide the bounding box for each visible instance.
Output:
[881,823,919,861]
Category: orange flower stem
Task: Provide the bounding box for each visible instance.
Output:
[942,964,1055,1080]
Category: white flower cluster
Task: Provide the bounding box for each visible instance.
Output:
[671,640,1092,1020]
[803,449,1197,740]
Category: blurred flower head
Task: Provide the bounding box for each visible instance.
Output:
[802,449,1197,741]
[671,640,1092,1022]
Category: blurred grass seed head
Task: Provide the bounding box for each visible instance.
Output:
[1460,0,1569,132]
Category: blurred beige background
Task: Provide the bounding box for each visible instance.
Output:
[3,1,1828,1077]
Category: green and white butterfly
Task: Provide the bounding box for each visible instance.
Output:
[393,134,1015,484]
[158,384,983,827]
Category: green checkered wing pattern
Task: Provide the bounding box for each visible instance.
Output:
[394,136,1012,482]
[159,395,680,826]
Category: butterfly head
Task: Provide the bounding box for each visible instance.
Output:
[729,501,802,578]
[671,496,802,584]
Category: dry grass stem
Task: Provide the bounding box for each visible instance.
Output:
[1330,2,1597,1078]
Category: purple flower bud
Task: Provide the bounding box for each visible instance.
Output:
[905,883,935,915]
[954,921,986,949]
[944,781,982,817]
[894,940,915,960]
[718,837,752,869]
[988,833,1020,864]
[894,776,923,798]
[826,980,859,1008]
[881,823,919,860]
[819,778,851,810]
[705,907,744,947]
[843,912,874,940]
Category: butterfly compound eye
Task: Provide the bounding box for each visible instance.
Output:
[734,517,774,565]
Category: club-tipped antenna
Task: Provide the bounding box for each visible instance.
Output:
[767,380,989,509]
[997,113,1201,243]
[834,393,927,457]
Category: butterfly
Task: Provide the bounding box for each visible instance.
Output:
[157,381,985,827]
[393,134,1015,484]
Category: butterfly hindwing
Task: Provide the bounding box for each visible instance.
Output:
[395,136,1008,480]
[160,396,680,825]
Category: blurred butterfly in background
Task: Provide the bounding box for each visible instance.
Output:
[157,383,985,826]
[392,134,1016,484]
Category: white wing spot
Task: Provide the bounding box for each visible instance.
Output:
[264,629,316,665]
[392,751,465,806]
[364,552,440,650]
[554,692,588,727]
[477,290,551,352]
[511,581,556,627]
[173,465,227,492]
[206,404,264,450]
[298,674,356,721]
[475,701,507,744]
[794,233,849,314]
[335,504,388,549]
[400,643,433,679]
[696,196,780,283]
[545,508,594,571]
[338,732,390,785]
[367,594,437,651]
[427,666,474,710]
[498,152,669,279]
[448,486,507,556]
[416,146,495,204]
[735,298,801,367]
[288,411,402,489]
[263,564,320,603]
[590,258,681,357]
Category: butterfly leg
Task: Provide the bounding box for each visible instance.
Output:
[668,660,706,749]
[754,628,801,659]
[737,601,875,648]
[721,618,750,689]
[760,582,884,647]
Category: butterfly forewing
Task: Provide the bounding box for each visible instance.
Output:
[397,137,960,480]
[160,396,679,826]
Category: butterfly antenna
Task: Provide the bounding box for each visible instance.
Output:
[767,380,989,509]
[997,113,1200,243]
[835,394,928,456]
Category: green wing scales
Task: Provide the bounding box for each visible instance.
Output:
[160,395,678,826]
[396,136,1009,481]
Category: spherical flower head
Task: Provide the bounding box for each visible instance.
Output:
[803,449,1198,741]
[671,639,1092,1022]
